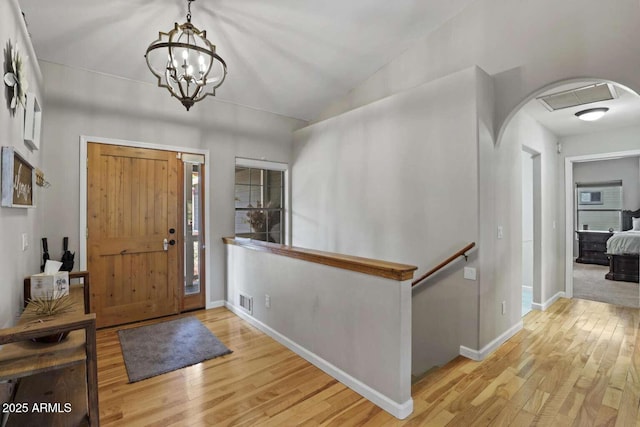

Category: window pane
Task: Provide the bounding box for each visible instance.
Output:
[267,170,282,187]
[578,210,621,232]
[250,168,263,186]
[235,210,251,234]
[235,184,251,208]
[245,209,267,233]
[250,186,263,207]
[577,186,622,210]
[264,188,281,208]
[235,167,251,185]
[191,168,200,234]
[266,170,283,208]
[268,210,283,243]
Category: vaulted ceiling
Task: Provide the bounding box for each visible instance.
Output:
[18,0,476,121]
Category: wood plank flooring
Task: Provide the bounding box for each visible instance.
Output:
[97,298,640,426]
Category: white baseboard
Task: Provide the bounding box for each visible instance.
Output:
[206,300,225,310]
[460,320,523,361]
[531,291,565,311]
[224,301,413,419]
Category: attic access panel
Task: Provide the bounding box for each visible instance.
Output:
[537,83,617,111]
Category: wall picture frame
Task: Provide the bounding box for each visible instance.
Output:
[23,92,42,151]
[1,146,35,208]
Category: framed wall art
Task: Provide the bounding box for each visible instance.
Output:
[23,92,42,150]
[1,146,35,208]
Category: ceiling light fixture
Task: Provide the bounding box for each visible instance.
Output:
[575,107,609,121]
[145,0,227,111]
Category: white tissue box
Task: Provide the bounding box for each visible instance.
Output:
[30,272,69,299]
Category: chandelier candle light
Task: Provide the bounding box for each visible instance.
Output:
[145,0,227,110]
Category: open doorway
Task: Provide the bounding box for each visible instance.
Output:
[521,151,533,316]
[565,154,640,308]
[499,78,640,310]
[522,148,541,316]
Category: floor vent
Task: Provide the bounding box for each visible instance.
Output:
[239,292,253,315]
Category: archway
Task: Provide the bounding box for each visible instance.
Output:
[496,78,640,310]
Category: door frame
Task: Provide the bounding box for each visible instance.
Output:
[79,135,212,307]
[564,148,640,298]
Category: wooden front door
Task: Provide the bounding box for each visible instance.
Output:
[87,143,180,328]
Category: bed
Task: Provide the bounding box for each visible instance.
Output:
[605,209,640,283]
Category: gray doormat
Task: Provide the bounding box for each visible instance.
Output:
[118,316,232,383]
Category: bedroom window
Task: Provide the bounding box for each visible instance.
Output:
[234,159,286,243]
[576,181,623,231]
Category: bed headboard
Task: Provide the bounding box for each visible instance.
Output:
[622,209,640,231]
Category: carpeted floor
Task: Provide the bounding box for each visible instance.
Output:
[573,262,639,308]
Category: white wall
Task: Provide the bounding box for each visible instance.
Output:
[494,111,558,335]
[292,67,480,374]
[39,61,306,306]
[225,244,412,418]
[0,0,45,328]
[316,0,640,141]
[298,0,640,361]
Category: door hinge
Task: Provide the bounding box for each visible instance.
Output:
[86,227,89,239]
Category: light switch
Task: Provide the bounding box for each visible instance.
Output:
[497,226,504,239]
[21,233,28,251]
[464,267,477,280]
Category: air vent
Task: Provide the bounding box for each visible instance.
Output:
[537,83,617,111]
[239,292,253,315]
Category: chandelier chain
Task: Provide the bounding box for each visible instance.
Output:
[187,0,194,22]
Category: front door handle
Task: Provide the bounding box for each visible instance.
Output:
[163,238,169,251]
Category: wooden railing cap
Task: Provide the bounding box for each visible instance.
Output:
[223,237,417,282]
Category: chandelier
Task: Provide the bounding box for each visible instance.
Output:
[145,0,227,111]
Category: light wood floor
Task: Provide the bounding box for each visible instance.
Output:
[97,298,640,426]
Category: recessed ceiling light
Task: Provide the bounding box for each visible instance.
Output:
[575,107,609,121]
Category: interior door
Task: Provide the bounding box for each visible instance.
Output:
[87,143,180,328]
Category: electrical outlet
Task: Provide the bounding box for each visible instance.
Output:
[501,301,506,315]
[265,294,271,309]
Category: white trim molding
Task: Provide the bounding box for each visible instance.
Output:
[225,301,414,420]
[460,320,524,361]
[206,300,225,310]
[235,156,288,171]
[531,291,566,312]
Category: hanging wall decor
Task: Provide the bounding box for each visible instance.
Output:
[23,92,41,150]
[3,40,28,116]
[1,146,35,208]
